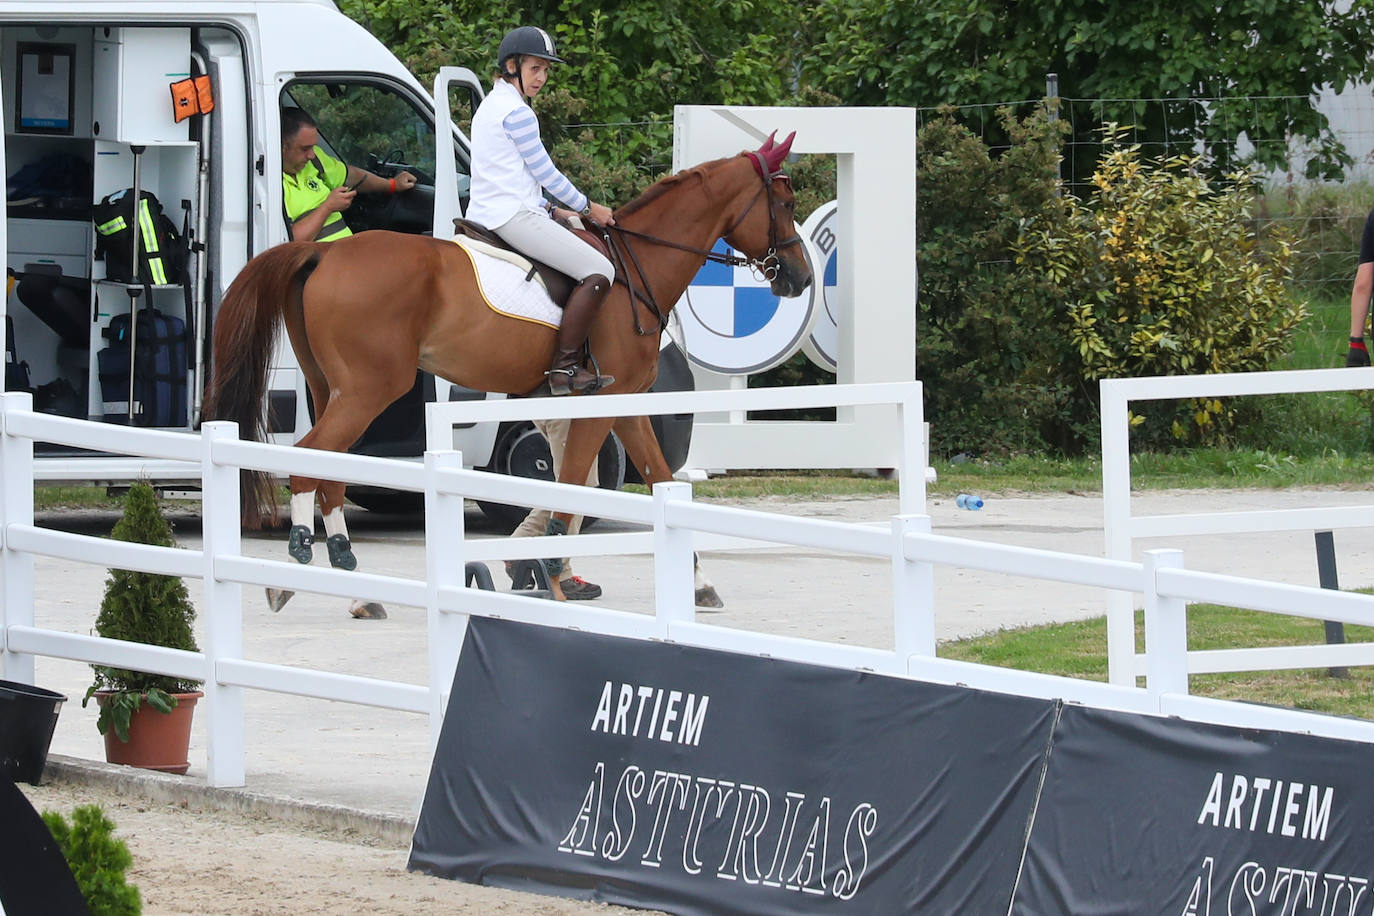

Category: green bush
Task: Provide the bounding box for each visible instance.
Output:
[916,104,1086,455]
[916,107,1307,457]
[1013,133,1307,448]
[42,804,141,915]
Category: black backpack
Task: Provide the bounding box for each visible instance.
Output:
[92,189,189,287]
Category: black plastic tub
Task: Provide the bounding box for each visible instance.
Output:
[0,679,67,785]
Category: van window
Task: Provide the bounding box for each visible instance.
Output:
[281,79,469,235]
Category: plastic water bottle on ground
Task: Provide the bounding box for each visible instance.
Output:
[956,493,984,511]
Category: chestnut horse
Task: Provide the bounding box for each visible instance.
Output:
[203,131,810,615]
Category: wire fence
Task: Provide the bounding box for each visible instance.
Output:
[577,86,1374,297]
[917,86,1374,296]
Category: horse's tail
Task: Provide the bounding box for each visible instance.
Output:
[202,242,321,528]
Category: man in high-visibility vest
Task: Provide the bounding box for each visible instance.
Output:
[280,107,418,241]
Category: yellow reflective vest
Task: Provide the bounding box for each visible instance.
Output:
[282,147,352,242]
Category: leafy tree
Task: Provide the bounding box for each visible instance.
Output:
[339,0,803,187]
[799,0,1374,178]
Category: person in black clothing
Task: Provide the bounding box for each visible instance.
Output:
[1346,208,1374,367]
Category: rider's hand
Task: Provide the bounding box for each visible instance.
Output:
[587,202,616,226]
[393,171,419,192]
[1347,337,1370,367]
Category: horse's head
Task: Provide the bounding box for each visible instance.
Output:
[723,131,813,298]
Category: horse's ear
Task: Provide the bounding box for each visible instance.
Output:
[759,130,777,153]
[763,131,795,173]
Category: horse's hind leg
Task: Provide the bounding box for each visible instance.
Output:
[281,390,401,619]
[612,415,724,609]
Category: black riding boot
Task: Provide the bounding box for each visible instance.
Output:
[548,274,614,395]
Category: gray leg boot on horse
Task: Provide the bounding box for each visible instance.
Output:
[267,495,386,619]
[547,275,615,396]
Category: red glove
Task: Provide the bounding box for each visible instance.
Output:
[1347,337,1370,368]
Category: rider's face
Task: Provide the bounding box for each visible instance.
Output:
[283,125,320,176]
[518,58,551,98]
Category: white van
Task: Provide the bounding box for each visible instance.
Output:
[0,2,694,522]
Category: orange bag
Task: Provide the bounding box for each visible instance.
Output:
[169,75,215,123]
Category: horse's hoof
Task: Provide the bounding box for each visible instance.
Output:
[326,534,357,571]
[695,585,724,609]
[348,600,388,620]
[287,525,315,564]
[266,588,295,613]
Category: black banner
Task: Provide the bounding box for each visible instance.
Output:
[1010,705,1374,915]
[0,772,89,915]
[410,617,1057,915]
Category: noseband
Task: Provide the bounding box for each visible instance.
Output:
[602,153,804,334]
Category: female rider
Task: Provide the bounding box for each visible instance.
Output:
[467,26,617,395]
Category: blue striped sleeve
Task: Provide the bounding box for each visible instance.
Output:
[503,106,589,213]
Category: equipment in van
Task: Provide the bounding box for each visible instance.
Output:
[92,188,189,287]
[97,307,188,426]
[4,314,31,393]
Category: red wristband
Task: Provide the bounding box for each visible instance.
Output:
[1352,339,1368,352]
[388,177,397,193]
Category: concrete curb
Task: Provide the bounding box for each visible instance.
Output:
[41,755,416,847]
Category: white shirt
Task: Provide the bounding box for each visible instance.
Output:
[467,79,588,229]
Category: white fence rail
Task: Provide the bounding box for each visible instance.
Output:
[1101,367,1374,686]
[3,380,1374,797]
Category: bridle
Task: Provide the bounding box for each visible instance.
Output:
[601,152,803,336]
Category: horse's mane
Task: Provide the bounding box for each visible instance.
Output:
[615,155,736,219]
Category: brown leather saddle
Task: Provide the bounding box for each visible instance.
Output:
[453,217,611,308]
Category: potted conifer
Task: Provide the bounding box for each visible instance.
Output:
[81,480,203,774]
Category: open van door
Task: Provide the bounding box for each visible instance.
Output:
[426,65,513,481]
[431,66,483,238]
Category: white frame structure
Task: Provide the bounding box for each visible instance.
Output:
[672,105,918,473]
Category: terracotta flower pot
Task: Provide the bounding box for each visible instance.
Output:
[94,691,202,775]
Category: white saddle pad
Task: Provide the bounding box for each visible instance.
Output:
[448,237,563,329]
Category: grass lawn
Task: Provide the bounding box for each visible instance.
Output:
[942,605,1374,720]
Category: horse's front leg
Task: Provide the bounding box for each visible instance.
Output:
[612,415,724,609]
[265,478,318,613]
[317,480,387,619]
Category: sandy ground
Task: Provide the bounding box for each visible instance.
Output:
[17,779,662,916]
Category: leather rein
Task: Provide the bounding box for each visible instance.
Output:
[599,152,803,336]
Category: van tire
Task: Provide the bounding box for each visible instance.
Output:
[475,422,626,531]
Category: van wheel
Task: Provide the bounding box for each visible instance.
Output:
[476,422,627,532]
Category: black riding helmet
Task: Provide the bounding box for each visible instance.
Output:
[497,26,564,75]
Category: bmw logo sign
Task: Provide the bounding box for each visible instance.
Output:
[799,200,843,372]
[675,237,822,375]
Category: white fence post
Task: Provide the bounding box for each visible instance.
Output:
[201,421,245,787]
[1143,548,1188,702]
[426,450,467,750]
[653,482,696,635]
[896,385,926,516]
[891,514,935,670]
[1100,378,1137,687]
[0,393,35,684]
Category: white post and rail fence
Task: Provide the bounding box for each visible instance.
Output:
[1,377,1373,792]
[1101,367,1374,687]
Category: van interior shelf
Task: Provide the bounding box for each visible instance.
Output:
[94,279,185,291]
